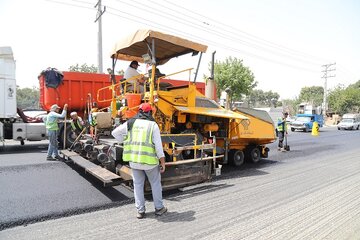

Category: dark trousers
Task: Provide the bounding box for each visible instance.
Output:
[278,131,285,148]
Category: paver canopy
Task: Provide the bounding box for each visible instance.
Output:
[110,29,208,65]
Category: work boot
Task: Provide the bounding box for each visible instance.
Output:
[136,211,145,219]
[54,155,64,161]
[46,156,56,161]
[155,207,167,216]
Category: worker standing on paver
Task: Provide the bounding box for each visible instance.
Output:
[123,60,145,93]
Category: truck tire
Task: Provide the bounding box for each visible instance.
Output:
[229,150,244,167]
[291,128,295,132]
[246,146,261,163]
[58,124,74,149]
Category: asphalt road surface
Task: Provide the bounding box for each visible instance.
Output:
[1,126,360,239]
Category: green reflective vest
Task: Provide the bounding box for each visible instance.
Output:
[123,119,158,165]
[71,118,84,131]
[277,117,287,132]
[45,115,59,131]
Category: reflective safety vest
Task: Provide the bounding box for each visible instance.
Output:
[123,119,158,165]
[71,118,84,131]
[277,117,287,132]
[45,114,59,131]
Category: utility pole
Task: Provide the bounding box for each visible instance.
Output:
[95,0,106,73]
[321,62,336,117]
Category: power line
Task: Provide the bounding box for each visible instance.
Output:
[45,0,321,73]
[337,64,359,81]
[45,0,94,10]
[160,0,329,64]
[114,0,323,67]
[144,0,322,66]
[105,8,317,72]
[105,3,319,73]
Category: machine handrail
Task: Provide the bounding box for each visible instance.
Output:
[96,74,144,103]
[156,68,193,91]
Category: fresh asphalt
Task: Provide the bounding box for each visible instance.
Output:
[0,126,358,232]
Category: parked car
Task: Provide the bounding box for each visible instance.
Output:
[337,114,360,130]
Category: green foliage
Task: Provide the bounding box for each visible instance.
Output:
[281,98,299,115]
[213,57,257,102]
[69,63,98,73]
[248,89,280,107]
[348,80,360,89]
[328,84,360,115]
[16,86,40,109]
[298,86,324,107]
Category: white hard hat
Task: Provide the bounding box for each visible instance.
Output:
[50,104,61,111]
[70,112,77,117]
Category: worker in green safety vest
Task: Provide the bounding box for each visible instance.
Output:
[276,112,288,151]
[111,102,167,219]
[43,103,68,161]
[70,112,85,136]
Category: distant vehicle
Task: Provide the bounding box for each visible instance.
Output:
[337,113,360,130]
[290,113,324,132]
[286,115,296,124]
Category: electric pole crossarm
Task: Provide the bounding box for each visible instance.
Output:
[321,62,336,117]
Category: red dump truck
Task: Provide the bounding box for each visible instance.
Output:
[38,70,206,147]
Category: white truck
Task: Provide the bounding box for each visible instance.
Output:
[0,46,47,145]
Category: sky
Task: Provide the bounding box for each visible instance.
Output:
[0,0,359,100]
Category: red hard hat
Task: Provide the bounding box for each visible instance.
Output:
[139,103,152,113]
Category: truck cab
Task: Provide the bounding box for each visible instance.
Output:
[290,113,324,132]
[0,46,47,145]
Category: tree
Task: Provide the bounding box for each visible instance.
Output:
[348,79,360,89]
[69,63,98,73]
[248,89,280,107]
[213,57,257,103]
[328,84,360,115]
[281,98,299,115]
[298,86,324,107]
[328,85,345,114]
[16,86,40,109]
